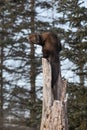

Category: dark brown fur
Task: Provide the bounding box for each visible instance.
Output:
[28,32,62,88]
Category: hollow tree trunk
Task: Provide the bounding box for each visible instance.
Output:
[40,58,68,130]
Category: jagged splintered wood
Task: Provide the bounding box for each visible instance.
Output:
[40,58,68,130]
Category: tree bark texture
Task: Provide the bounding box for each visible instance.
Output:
[40,58,68,130]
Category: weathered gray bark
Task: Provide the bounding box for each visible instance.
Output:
[40,58,68,130]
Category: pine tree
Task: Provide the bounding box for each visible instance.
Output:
[0,0,52,128]
[57,0,87,129]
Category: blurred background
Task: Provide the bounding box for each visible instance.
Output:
[0,0,87,130]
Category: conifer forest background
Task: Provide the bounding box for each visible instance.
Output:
[0,0,87,130]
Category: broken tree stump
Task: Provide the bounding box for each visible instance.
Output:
[40,58,68,130]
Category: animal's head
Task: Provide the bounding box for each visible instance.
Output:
[28,33,42,45]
